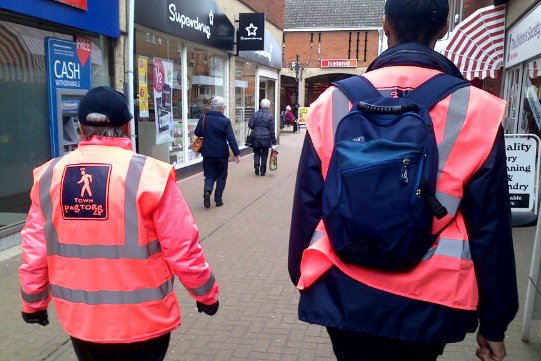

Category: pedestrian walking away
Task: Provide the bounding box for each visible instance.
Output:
[249,98,277,176]
[288,1,518,361]
[194,96,241,208]
[18,86,220,361]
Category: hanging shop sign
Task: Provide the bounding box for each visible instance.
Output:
[237,13,265,51]
[321,59,358,68]
[0,0,119,37]
[505,3,541,68]
[135,0,235,51]
[238,29,282,69]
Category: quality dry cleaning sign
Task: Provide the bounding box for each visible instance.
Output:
[505,134,540,213]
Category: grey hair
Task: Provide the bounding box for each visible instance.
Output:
[210,96,226,111]
[80,124,129,139]
[260,99,271,109]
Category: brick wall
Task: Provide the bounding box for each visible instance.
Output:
[283,31,380,69]
[239,0,284,29]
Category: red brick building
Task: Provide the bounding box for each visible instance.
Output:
[281,0,384,108]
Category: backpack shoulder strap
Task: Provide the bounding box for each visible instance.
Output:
[332,76,381,104]
[406,73,469,110]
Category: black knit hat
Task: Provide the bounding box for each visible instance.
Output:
[385,0,449,21]
[78,86,133,127]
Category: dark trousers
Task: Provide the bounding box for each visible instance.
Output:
[253,147,269,174]
[292,121,298,132]
[71,332,170,361]
[203,156,228,202]
[326,327,445,361]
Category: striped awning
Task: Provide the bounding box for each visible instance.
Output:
[442,4,506,80]
[0,22,46,83]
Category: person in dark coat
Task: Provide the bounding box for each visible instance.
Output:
[248,98,277,176]
[194,96,240,208]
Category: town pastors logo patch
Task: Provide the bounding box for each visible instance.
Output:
[61,164,111,220]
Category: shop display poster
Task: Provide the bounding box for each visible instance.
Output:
[152,58,174,145]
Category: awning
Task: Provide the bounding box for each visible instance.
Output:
[0,22,46,83]
[441,4,506,80]
[0,21,103,84]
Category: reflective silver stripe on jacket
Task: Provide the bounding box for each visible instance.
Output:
[21,288,50,303]
[183,271,216,296]
[50,278,174,305]
[329,85,469,219]
[37,154,180,305]
[309,229,470,262]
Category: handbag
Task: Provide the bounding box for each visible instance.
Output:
[190,115,205,152]
[245,130,253,147]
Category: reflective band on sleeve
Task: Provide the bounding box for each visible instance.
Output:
[21,288,50,303]
[184,271,216,296]
[40,154,161,260]
[50,278,174,305]
[422,238,471,261]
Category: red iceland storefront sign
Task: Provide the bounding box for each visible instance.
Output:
[321,59,358,68]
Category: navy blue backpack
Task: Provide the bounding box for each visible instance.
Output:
[322,73,468,270]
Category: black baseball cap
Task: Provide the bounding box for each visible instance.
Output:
[385,0,449,21]
[78,86,133,127]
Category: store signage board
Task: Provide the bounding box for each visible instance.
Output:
[505,134,540,215]
[46,37,92,157]
[237,13,265,51]
[52,0,87,10]
[135,0,235,51]
[505,3,541,67]
[321,59,358,68]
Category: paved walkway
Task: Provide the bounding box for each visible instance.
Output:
[1,128,540,360]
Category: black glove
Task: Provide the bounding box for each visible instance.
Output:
[196,300,219,316]
[22,310,49,326]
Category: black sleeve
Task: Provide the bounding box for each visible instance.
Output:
[288,133,325,285]
[225,119,240,156]
[269,115,277,145]
[462,127,519,341]
[194,116,203,137]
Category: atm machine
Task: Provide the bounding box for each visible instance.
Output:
[54,89,88,155]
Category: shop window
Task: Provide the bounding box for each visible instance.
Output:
[234,60,256,147]
[187,46,226,161]
[135,27,184,166]
[522,57,541,137]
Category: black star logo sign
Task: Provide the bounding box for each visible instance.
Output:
[246,23,258,36]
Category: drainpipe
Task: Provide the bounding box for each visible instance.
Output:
[127,0,136,151]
